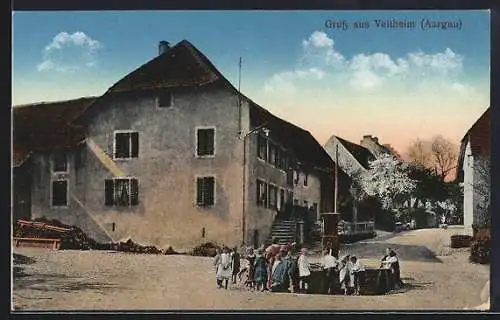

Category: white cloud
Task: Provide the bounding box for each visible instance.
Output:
[407,48,463,76]
[265,31,468,93]
[301,31,345,67]
[264,67,325,94]
[302,31,334,48]
[37,31,102,73]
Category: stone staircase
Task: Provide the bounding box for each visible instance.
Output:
[268,219,298,245]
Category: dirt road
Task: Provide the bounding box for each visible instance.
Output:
[12,227,489,310]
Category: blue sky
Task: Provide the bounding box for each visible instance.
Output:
[12,10,490,153]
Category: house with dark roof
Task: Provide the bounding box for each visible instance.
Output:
[360,134,401,160]
[322,135,375,224]
[456,107,490,236]
[324,135,374,179]
[12,40,335,250]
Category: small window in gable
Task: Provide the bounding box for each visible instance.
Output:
[158,90,173,108]
[114,131,139,159]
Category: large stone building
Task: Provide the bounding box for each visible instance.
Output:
[12,40,335,250]
[456,107,490,237]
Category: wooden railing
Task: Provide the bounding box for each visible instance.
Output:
[338,221,375,236]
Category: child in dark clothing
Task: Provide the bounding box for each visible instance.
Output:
[231,247,241,284]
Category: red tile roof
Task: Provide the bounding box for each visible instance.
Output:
[107,40,221,93]
[468,108,491,158]
[12,97,97,167]
[456,107,490,181]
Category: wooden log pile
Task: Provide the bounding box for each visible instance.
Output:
[470,239,490,264]
[450,234,472,248]
[13,218,177,255]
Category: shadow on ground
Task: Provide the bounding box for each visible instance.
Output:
[340,242,443,263]
[13,270,124,294]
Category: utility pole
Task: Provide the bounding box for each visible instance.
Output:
[334,143,339,213]
[238,57,242,135]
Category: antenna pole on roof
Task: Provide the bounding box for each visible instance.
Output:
[334,144,339,213]
[238,57,242,135]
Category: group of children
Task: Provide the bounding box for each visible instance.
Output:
[213,241,313,293]
[213,242,403,296]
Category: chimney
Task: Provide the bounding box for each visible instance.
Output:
[158,41,170,56]
[361,134,372,145]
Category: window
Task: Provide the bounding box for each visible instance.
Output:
[286,169,294,185]
[196,176,215,207]
[280,152,288,170]
[52,151,68,172]
[52,180,68,207]
[114,131,139,159]
[257,135,267,161]
[304,173,308,186]
[293,170,299,185]
[279,189,285,211]
[158,90,173,108]
[269,143,277,166]
[287,191,293,205]
[257,179,268,207]
[304,200,308,208]
[293,199,299,205]
[105,178,139,207]
[269,185,278,209]
[197,128,215,156]
[275,148,281,168]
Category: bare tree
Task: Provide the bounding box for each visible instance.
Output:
[431,135,459,181]
[405,136,458,181]
[406,139,433,168]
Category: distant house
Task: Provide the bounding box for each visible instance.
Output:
[456,107,490,237]
[323,136,376,222]
[12,40,335,250]
[323,135,374,179]
[360,134,401,160]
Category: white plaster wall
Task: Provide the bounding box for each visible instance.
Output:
[462,139,474,236]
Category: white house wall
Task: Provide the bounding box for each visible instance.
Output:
[462,139,474,235]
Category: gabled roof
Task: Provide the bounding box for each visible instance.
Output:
[456,107,490,181]
[13,40,333,172]
[107,40,221,94]
[12,97,97,167]
[335,136,374,169]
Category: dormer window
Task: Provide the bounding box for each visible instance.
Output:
[158,90,173,108]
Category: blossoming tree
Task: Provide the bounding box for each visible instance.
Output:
[358,153,417,210]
